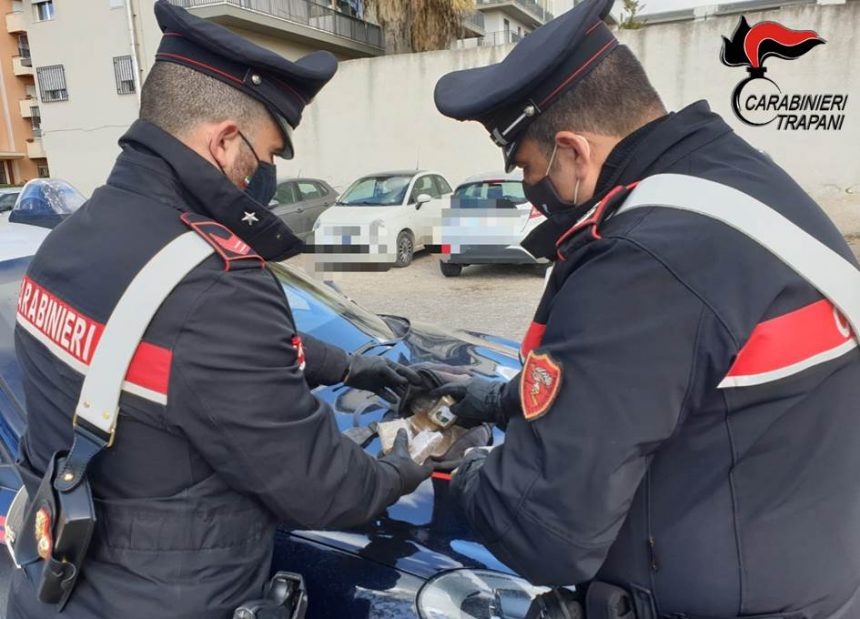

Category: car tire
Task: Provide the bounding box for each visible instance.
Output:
[534,262,551,276]
[440,262,463,278]
[394,230,415,268]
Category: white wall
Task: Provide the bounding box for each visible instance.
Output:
[291,2,860,232]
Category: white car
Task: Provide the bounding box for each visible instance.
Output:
[435,171,547,277]
[313,170,453,268]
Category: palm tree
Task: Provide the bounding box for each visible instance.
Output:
[365,0,476,53]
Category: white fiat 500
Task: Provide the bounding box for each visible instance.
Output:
[313,170,453,269]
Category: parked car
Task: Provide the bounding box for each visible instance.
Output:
[436,171,547,277]
[269,177,337,241]
[0,188,21,220]
[7,179,86,229]
[0,222,554,619]
[313,170,453,268]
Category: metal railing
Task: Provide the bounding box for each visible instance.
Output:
[476,0,553,23]
[462,10,485,33]
[453,28,523,49]
[170,0,384,49]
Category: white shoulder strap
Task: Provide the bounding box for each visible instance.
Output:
[74,231,214,441]
[617,174,860,338]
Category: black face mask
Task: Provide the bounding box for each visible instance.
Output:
[238,131,278,206]
[521,144,580,218]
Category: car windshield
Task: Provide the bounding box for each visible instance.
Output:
[13,180,85,215]
[338,175,412,206]
[268,263,396,351]
[454,180,526,204]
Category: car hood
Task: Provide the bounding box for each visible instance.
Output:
[316,205,402,225]
[293,319,521,579]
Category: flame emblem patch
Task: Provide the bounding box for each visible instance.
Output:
[520,351,562,421]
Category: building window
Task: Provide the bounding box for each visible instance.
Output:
[37,163,50,178]
[31,109,42,137]
[33,0,55,22]
[17,34,30,66]
[113,56,135,95]
[36,65,68,102]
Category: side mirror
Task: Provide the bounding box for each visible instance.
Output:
[268,199,279,207]
[415,193,432,209]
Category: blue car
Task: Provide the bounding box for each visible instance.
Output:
[0,222,551,618]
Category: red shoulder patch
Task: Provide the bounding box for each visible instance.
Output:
[520,351,562,421]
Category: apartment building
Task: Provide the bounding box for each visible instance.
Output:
[456,0,554,49]
[22,0,385,195]
[0,0,46,185]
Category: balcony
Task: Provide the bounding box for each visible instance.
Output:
[475,0,553,28]
[27,139,46,159]
[461,10,485,37]
[6,11,25,33]
[19,99,37,118]
[12,56,33,76]
[169,0,384,57]
[453,29,524,49]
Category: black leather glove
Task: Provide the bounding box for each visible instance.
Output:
[378,429,432,495]
[344,355,423,404]
[432,376,521,427]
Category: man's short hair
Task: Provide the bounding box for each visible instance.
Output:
[139,61,271,138]
[524,45,666,153]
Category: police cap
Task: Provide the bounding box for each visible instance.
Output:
[153,0,338,159]
[434,0,617,171]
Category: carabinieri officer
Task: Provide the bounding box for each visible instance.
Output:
[7,3,430,618]
[432,0,860,616]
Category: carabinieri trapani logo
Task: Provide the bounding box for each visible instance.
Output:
[720,17,847,130]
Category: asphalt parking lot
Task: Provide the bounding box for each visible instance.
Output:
[294,250,550,342]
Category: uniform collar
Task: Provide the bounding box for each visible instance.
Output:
[115,119,303,261]
[522,100,733,259]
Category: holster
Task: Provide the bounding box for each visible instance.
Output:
[6,447,97,611]
[233,572,308,619]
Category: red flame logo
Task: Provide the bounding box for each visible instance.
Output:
[721,17,825,69]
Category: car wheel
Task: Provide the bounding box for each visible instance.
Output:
[395,231,414,267]
[439,262,463,277]
[534,262,551,276]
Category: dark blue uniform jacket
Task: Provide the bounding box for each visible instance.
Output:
[7,120,405,619]
[459,101,860,618]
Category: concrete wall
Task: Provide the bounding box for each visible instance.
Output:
[290,1,860,233]
[24,0,140,193]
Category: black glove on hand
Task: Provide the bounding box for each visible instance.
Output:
[378,429,432,495]
[344,355,423,404]
[432,376,521,427]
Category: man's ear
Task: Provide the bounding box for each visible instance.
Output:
[554,131,593,177]
[207,120,241,170]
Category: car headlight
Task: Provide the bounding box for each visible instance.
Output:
[417,569,550,619]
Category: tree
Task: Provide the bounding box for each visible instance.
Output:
[365,0,476,53]
[619,0,645,29]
